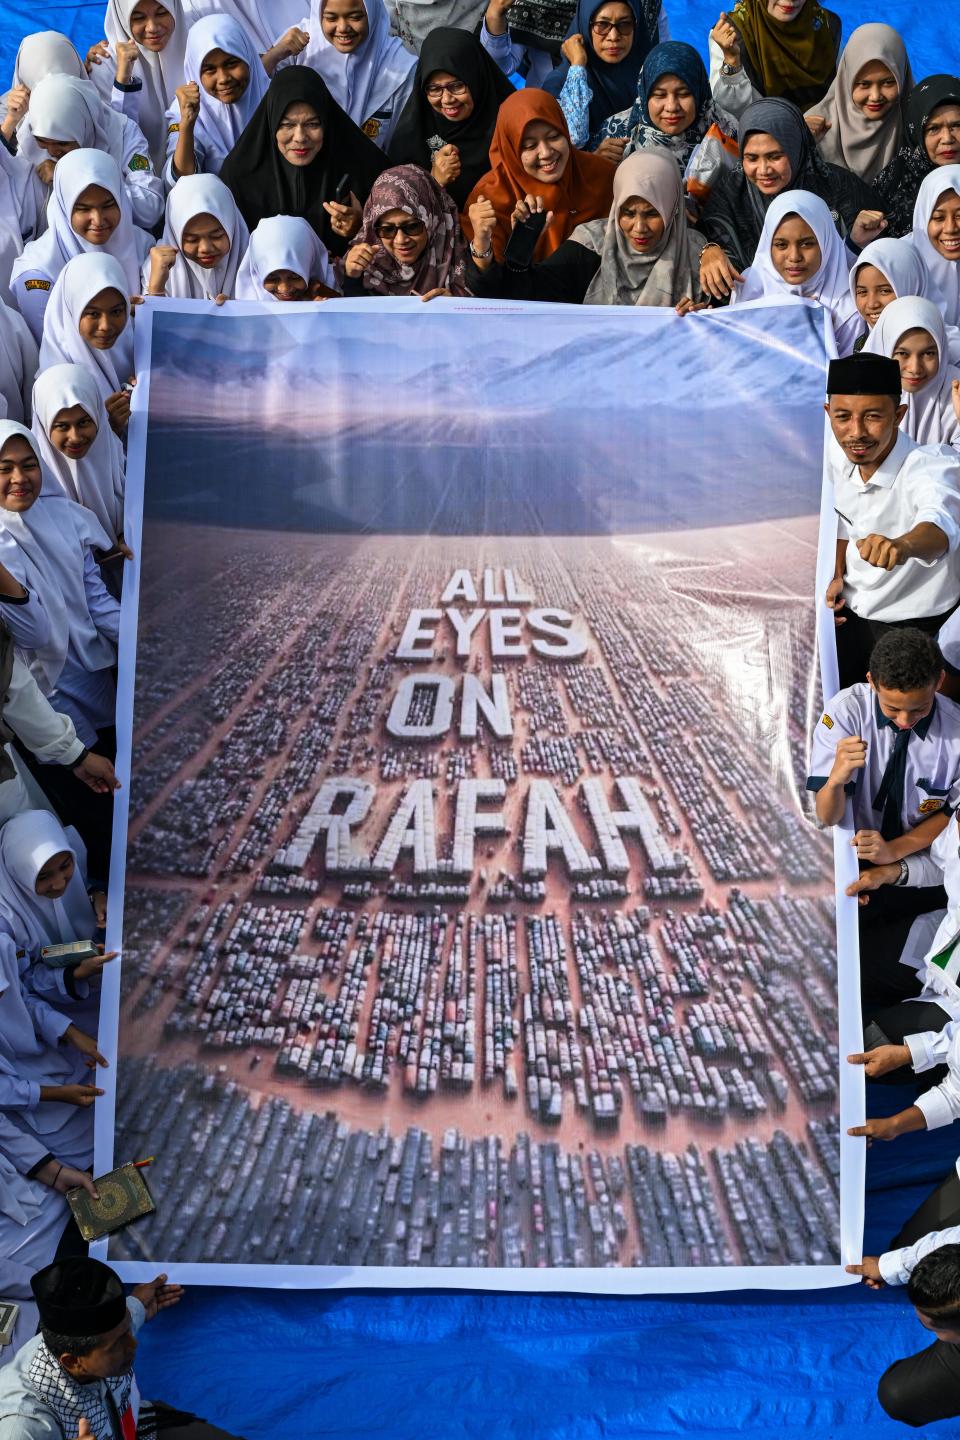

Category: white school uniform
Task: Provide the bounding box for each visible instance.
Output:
[806,684,960,833]
[834,430,960,622]
[880,1208,960,1285]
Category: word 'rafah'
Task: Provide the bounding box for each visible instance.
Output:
[276,776,675,880]
[394,568,590,663]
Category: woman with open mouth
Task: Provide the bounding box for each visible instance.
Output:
[805,24,913,183]
[908,166,960,328]
[462,88,614,264]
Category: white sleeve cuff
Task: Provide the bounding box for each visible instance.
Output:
[906,1030,939,1072]
[915,1086,955,1130]
[878,1247,908,1285]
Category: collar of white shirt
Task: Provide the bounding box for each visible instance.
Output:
[842,429,914,491]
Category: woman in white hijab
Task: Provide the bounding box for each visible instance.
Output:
[848,235,960,362]
[0,421,120,880]
[805,24,913,183]
[0,930,103,1172]
[907,164,960,327]
[144,173,250,300]
[288,0,415,151]
[32,365,126,548]
[10,148,152,346]
[22,73,164,230]
[864,295,960,451]
[40,253,137,436]
[165,15,271,184]
[86,0,190,171]
[235,213,338,299]
[0,810,109,1027]
[732,189,861,353]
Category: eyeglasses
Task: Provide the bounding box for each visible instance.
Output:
[376,219,426,239]
[590,17,635,36]
[424,81,468,100]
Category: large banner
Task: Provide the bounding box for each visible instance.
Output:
[96,296,863,1291]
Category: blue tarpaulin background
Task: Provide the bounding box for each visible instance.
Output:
[9,2,960,1433]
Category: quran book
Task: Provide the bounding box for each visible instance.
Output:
[0,1302,19,1345]
[66,1164,155,1241]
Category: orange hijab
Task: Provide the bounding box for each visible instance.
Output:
[463,89,615,262]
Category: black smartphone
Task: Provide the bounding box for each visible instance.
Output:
[503,208,548,271]
[334,172,351,204]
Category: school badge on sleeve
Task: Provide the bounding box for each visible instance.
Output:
[919,797,946,813]
[129,153,150,171]
[821,713,834,729]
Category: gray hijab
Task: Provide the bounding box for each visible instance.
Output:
[574,151,702,307]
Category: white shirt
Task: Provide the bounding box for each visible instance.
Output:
[834,430,960,622]
[880,1214,960,1284]
[904,1019,960,1129]
[806,684,960,833]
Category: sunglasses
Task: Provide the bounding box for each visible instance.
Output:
[590,18,635,36]
[376,219,426,239]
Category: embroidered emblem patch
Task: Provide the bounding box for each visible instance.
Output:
[821,713,834,729]
[362,118,381,139]
[23,278,50,291]
[129,153,150,171]
[919,797,946,813]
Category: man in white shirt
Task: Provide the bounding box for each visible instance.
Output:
[847,1237,960,1426]
[824,353,960,689]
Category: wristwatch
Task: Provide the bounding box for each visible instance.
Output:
[470,242,493,261]
[720,61,742,76]
[894,858,910,886]
[70,747,91,769]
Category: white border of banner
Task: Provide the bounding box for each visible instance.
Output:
[94,296,864,1293]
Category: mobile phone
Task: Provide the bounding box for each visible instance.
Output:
[40,939,99,968]
[503,208,548,271]
[334,173,351,204]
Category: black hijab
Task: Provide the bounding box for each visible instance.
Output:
[875,74,960,237]
[219,66,388,253]
[388,28,515,211]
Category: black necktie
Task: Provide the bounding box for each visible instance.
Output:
[873,726,911,841]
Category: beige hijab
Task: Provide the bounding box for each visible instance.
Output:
[808,24,913,182]
[573,151,702,308]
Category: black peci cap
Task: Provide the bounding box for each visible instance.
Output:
[827,354,902,397]
[31,1258,127,1337]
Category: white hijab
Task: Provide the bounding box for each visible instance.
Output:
[864,295,960,449]
[12,31,86,89]
[22,73,129,169]
[0,301,39,425]
[235,213,337,299]
[850,236,960,364]
[733,189,861,352]
[39,251,135,407]
[908,165,960,326]
[297,0,415,130]
[11,147,150,297]
[104,0,190,168]
[157,173,251,299]
[0,810,96,953]
[32,364,125,544]
[181,0,305,51]
[0,421,114,692]
[175,15,271,171]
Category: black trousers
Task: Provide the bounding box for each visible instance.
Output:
[836,604,958,691]
[140,1402,244,1440]
[15,725,116,885]
[878,1172,960,1427]
[859,908,928,1012]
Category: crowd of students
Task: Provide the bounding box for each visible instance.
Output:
[0,0,956,1431]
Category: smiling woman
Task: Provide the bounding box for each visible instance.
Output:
[146,172,250,300]
[164,14,269,181]
[805,24,913,182]
[864,296,960,451]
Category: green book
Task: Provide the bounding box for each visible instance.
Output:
[66,1163,155,1242]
